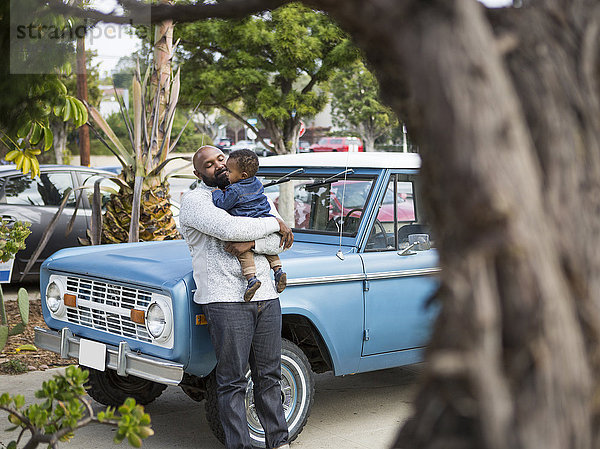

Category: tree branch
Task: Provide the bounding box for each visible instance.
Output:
[44,0,291,25]
[0,405,34,434]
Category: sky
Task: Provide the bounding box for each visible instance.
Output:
[86,0,141,78]
[86,0,514,78]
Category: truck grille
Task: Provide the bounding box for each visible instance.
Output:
[65,277,153,343]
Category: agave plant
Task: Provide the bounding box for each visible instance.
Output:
[86,19,192,244]
[16,14,194,281]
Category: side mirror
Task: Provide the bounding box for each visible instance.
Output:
[398,233,430,256]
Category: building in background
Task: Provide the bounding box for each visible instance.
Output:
[98,85,129,117]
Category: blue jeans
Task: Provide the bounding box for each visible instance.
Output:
[203,299,289,449]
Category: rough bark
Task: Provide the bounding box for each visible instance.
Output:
[50,120,66,165]
[305,1,600,448]
[297,0,600,448]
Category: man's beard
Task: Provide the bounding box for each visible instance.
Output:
[201,168,230,189]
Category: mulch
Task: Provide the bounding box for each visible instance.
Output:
[0,300,77,375]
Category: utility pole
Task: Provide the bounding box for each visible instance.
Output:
[77,34,90,166]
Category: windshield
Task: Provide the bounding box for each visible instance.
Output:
[261,175,375,236]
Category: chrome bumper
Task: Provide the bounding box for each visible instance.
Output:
[34,327,184,386]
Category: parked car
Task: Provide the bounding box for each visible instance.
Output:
[229,140,275,157]
[309,136,364,152]
[214,138,232,152]
[0,164,181,281]
[298,140,311,152]
[35,152,438,447]
[0,165,117,281]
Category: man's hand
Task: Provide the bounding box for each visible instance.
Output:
[276,218,294,250]
[225,241,254,257]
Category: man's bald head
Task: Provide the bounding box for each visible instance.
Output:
[193,145,222,171]
[192,145,229,188]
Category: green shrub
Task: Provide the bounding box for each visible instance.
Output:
[0,366,154,448]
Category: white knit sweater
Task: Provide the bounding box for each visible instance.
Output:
[180,181,284,304]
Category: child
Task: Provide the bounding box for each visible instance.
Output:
[212,149,287,301]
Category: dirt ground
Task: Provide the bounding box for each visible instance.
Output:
[0,300,76,374]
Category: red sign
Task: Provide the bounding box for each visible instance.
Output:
[298,121,306,138]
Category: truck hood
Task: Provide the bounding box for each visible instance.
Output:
[43,241,194,289]
[42,240,350,288]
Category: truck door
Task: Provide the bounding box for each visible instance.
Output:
[360,174,439,356]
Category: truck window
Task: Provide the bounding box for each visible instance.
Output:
[262,176,375,236]
[365,175,417,251]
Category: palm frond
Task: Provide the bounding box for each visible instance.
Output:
[90,178,103,245]
[86,104,134,165]
[147,155,192,178]
[113,81,136,153]
[21,187,76,281]
[158,66,181,164]
[129,175,144,243]
[168,102,201,154]
[87,124,128,167]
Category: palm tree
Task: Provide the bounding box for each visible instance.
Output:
[87,8,186,244]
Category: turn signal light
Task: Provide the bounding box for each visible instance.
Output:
[130,309,145,324]
[196,314,207,325]
[64,294,77,308]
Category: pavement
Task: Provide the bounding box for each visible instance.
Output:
[0,365,421,449]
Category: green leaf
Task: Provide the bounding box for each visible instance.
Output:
[16,122,30,139]
[127,433,142,448]
[0,393,10,405]
[63,97,72,121]
[13,395,25,408]
[29,122,42,146]
[0,324,7,351]
[43,126,53,151]
[15,343,36,352]
[8,323,25,336]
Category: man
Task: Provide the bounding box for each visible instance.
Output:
[179,145,292,449]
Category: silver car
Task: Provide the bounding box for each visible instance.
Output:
[0,164,115,282]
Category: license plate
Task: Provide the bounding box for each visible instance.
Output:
[79,339,107,371]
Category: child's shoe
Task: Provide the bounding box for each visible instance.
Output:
[244,276,261,302]
[273,268,287,293]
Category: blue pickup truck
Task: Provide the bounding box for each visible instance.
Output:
[34,152,439,447]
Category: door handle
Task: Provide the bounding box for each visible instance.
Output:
[1,215,16,225]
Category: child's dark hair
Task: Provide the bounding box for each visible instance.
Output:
[229,149,259,177]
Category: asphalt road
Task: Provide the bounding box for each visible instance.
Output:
[0,365,421,449]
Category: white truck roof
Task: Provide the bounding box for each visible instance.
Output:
[259,152,421,170]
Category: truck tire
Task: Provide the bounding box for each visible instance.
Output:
[84,367,167,406]
[205,338,315,448]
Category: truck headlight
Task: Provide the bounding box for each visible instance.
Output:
[146,302,167,338]
[46,281,62,313]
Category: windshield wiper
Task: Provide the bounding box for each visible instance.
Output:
[304,169,354,190]
[263,168,305,187]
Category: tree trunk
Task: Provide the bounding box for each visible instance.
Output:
[148,0,173,169]
[51,120,67,165]
[76,35,90,167]
[362,133,375,152]
[303,0,600,448]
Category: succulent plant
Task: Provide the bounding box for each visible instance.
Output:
[0,287,29,352]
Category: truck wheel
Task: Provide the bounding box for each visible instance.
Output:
[84,367,167,406]
[205,338,315,448]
